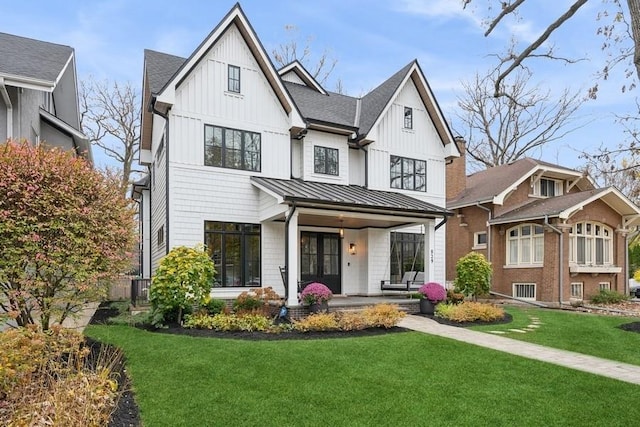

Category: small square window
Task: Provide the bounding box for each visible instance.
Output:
[473,231,487,249]
[314,146,339,175]
[570,282,583,299]
[513,283,536,300]
[404,107,413,129]
[228,65,240,93]
[599,282,611,291]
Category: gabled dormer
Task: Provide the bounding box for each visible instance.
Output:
[278,60,327,95]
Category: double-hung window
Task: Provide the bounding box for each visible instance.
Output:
[205,221,260,288]
[228,65,240,93]
[507,224,544,265]
[314,146,339,175]
[390,155,426,191]
[534,177,562,197]
[204,125,261,171]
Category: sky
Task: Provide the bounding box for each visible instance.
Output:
[3,0,636,172]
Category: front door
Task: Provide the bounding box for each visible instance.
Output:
[300,231,341,294]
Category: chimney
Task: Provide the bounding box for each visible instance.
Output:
[446,136,467,200]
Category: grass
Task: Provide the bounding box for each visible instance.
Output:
[470,306,640,365]
[86,324,638,427]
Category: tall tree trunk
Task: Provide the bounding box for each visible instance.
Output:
[628,0,640,79]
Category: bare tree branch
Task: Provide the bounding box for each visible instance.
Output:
[80,77,142,193]
[454,68,586,170]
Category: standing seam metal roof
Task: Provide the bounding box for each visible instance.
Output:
[251,176,450,216]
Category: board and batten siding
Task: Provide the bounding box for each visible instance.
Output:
[150,123,167,272]
[302,130,349,184]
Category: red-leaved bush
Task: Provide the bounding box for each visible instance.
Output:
[0,140,136,329]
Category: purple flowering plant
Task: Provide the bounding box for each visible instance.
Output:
[418,282,447,303]
[300,282,333,305]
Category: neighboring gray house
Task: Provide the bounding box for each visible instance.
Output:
[135,4,460,306]
[0,32,91,160]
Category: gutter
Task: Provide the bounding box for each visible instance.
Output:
[545,215,564,307]
[284,202,297,301]
[151,97,170,255]
[476,202,492,262]
[0,78,13,139]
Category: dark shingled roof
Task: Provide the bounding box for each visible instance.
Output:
[358,61,414,138]
[144,49,186,94]
[251,176,450,217]
[0,32,73,83]
[491,188,608,224]
[143,45,417,137]
[284,82,357,129]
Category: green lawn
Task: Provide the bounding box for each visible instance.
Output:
[470,306,640,366]
[86,325,638,427]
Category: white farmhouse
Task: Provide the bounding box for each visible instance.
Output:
[134,4,460,306]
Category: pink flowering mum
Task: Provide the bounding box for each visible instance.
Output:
[300,282,333,305]
[418,282,446,303]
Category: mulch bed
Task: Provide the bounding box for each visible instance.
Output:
[618,322,640,333]
[413,312,513,327]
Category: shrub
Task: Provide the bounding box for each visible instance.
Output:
[446,288,465,305]
[202,297,227,315]
[183,313,271,332]
[435,301,505,323]
[590,289,628,305]
[454,252,492,300]
[0,141,136,330]
[294,313,339,332]
[361,303,406,328]
[149,245,215,326]
[0,326,121,426]
[335,312,369,331]
[233,287,280,315]
[300,282,333,305]
[418,282,447,302]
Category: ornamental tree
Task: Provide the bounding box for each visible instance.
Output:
[454,252,493,301]
[149,245,215,326]
[0,140,136,330]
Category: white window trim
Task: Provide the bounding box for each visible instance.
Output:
[532,177,563,198]
[568,221,614,267]
[599,282,611,291]
[472,231,487,250]
[513,283,536,300]
[506,224,544,266]
[570,282,584,299]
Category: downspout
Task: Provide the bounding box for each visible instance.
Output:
[476,203,492,262]
[151,100,170,255]
[545,215,563,306]
[435,216,448,231]
[0,79,13,139]
[284,202,297,301]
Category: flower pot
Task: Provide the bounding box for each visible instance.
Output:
[419,299,436,315]
[309,301,329,313]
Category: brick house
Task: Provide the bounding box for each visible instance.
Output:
[446,140,640,305]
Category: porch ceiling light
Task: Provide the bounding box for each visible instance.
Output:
[339,220,344,239]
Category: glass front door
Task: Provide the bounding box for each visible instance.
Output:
[300,232,341,294]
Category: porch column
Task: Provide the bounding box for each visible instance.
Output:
[286,209,299,306]
[424,221,435,283]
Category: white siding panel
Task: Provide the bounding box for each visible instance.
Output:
[302,130,349,184]
[281,72,305,85]
[262,222,285,295]
[367,229,390,294]
[348,148,365,186]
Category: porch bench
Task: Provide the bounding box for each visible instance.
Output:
[380,271,425,293]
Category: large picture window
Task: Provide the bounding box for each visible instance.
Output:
[390,155,426,191]
[390,232,424,284]
[506,224,544,266]
[204,125,261,171]
[569,221,612,266]
[314,146,339,175]
[205,221,260,288]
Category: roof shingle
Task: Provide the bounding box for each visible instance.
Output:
[0,32,73,83]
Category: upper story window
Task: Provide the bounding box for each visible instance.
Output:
[569,221,612,266]
[404,107,413,129]
[204,124,261,172]
[390,155,426,191]
[228,65,241,93]
[314,146,339,175]
[533,177,563,197]
[507,224,544,266]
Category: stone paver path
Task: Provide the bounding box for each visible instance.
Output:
[399,314,640,386]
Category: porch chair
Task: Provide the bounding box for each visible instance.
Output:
[380,271,424,293]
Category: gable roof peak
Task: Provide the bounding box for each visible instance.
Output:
[278,60,327,95]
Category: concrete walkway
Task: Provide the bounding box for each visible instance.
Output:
[399,314,640,386]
